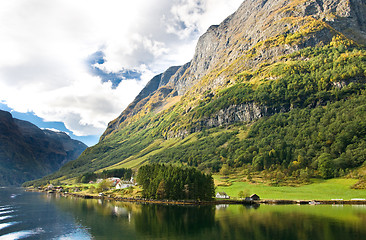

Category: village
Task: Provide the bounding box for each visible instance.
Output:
[38,175,265,204]
[43,176,137,194]
[36,179,366,206]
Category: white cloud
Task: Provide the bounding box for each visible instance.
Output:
[43,128,66,134]
[0,0,242,136]
[165,0,243,38]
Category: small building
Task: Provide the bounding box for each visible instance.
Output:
[250,194,260,201]
[107,177,121,187]
[116,182,133,189]
[216,192,230,199]
[46,184,54,190]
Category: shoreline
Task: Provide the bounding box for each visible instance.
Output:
[26,188,366,206]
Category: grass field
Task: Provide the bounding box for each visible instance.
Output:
[215,177,366,200]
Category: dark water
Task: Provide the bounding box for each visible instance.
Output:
[1,188,366,240]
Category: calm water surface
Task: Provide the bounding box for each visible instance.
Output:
[1,188,366,240]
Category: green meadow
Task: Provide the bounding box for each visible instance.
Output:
[215,178,366,200]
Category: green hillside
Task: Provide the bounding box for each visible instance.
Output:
[25,40,366,187]
[24,0,366,188]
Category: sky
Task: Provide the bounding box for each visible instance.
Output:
[0,0,243,146]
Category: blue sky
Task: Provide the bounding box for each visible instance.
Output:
[87,51,143,89]
[0,0,243,146]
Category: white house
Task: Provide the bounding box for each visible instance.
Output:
[108,177,121,187]
[216,192,230,199]
[116,182,133,189]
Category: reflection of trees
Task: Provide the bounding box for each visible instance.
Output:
[49,195,366,240]
[212,206,366,240]
[134,204,215,238]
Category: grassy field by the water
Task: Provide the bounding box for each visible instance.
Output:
[215,177,366,200]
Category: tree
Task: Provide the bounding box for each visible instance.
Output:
[238,189,250,199]
[220,164,230,176]
[317,153,334,179]
[96,180,113,192]
[156,180,167,199]
[80,176,87,183]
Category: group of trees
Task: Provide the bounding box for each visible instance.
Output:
[146,94,366,180]
[137,164,215,201]
[235,95,366,178]
[77,168,133,183]
[195,44,365,120]
[149,131,234,172]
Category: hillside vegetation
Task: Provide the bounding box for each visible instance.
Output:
[25,0,366,187]
[27,39,366,187]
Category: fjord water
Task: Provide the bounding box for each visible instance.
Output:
[0,188,91,239]
[1,188,366,240]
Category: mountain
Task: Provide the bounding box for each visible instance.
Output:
[33,0,366,185]
[0,110,87,186]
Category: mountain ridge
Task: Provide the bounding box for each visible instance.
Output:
[0,110,87,186]
[102,0,366,140]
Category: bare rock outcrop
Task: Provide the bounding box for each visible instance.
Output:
[102,0,366,140]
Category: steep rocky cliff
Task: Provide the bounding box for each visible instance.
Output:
[0,110,87,186]
[102,0,366,140]
[102,65,185,139]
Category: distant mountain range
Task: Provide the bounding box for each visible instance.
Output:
[0,110,87,186]
[28,0,366,186]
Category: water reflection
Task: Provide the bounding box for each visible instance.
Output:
[47,194,217,240]
[212,204,366,240]
[134,204,216,238]
[46,194,366,240]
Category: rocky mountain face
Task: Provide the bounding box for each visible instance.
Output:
[102,0,366,139]
[37,0,366,185]
[103,65,183,138]
[0,110,87,186]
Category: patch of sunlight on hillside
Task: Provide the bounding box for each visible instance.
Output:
[154,96,182,114]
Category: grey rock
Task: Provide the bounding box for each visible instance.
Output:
[102,0,366,140]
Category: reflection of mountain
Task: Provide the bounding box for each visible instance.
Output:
[0,110,87,186]
[48,195,366,240]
